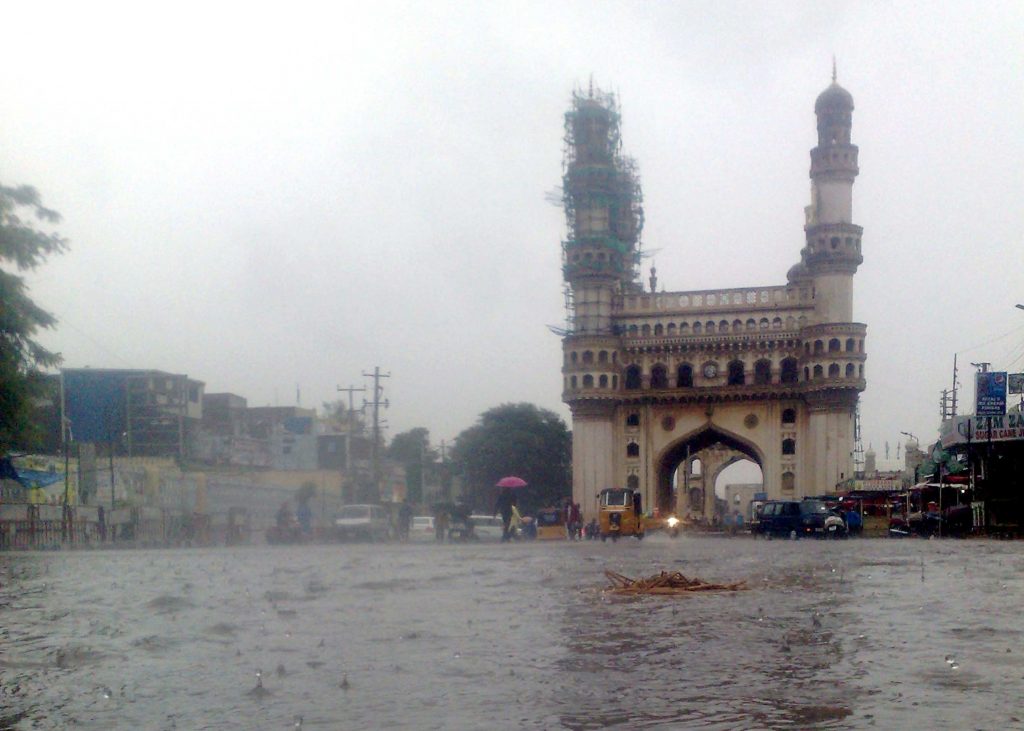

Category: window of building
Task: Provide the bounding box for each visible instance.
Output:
[582,351,594,364]
[727,360,745,385]
[828,363,840,378]
[814,340,824,354]
[845,363,855,377]
[733,319,743,333]
[781,471,795,492]
[654,324,664,336]
[780,358,799,384]
[677,363,693,388]
[625,365,642,390]
[626,442,640,458]
[782,438,796,455]
[651,364,669,389]
[813,365,823,379]
[599,374,609,388]
[582,374,594,388]
[626,413,640,427]
[845,338,855,352]
[626,475,639,490]
[828,338,840,353]
[754,359,771,385]
[570,376,577,389]
[782,408,796,424]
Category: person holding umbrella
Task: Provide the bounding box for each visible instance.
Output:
[493,476,526,542]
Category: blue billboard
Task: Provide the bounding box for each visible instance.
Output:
[975,371,1007,418]
[62,369,130,443]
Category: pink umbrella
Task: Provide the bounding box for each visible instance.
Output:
[495,476,527,488]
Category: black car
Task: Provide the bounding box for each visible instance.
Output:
[756,499,831,538]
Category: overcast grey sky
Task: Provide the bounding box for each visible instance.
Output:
[4,1,1022,468]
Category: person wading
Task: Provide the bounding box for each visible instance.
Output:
[493,487,517,543]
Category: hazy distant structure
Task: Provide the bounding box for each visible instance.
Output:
[560,74,867,519]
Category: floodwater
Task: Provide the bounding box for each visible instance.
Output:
[2,537,1024,730]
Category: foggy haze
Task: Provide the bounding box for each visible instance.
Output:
[3,2,1022,462]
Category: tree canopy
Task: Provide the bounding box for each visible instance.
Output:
[1,184,67,452]
[450,403,571,513]
[388,427,436,504]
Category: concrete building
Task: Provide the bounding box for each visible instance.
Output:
[560,73,866,519]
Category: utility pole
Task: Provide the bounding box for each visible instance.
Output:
[362,367,390,503]
[337,384,365,503]
[950,354,959,417]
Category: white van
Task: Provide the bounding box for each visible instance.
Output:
[469,514,506,541]
[334,504,390,542]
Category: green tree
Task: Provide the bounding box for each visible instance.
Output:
[451,403,571,513]
[387,427,435,505]
[1,184,67,451]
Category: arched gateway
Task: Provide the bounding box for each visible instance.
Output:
[559,74,867,521]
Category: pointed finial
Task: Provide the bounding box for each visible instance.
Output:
[832,56,837,83]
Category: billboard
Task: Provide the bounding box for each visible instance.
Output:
[1009,373,1024,395]
[62,369,130,443]
[975,371,1007,417]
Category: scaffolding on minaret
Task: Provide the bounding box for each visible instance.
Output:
[559,84,645,331]
[853,405,865,475]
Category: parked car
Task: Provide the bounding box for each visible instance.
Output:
[411,516,435,541]
[334,504,391,542]
[469,514,506,541]
[755,499,831,538]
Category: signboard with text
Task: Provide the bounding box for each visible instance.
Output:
[939,413,1024,448]
[1009,373,1024,395]
[976,371,1007,417]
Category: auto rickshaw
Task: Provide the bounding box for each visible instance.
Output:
[598,488,645,542]
[535,507,566,540]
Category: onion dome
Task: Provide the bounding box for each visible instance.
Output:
[815,82,854,114]
[787,260,811,283]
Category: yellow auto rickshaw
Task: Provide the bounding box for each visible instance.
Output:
[598,488,644,542]
[535,507,566,540]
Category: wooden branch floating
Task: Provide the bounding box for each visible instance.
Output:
[604,570,746,595]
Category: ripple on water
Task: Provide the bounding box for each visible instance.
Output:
[145,594,195,613]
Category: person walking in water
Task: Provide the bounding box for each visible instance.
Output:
[493,487,517,542]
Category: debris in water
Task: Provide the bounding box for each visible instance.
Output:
[246,669,270,698]
[603,570,746,595]
[340,674,350,690]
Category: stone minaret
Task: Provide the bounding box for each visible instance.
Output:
[801,65,867,492]
[560,88,643,509]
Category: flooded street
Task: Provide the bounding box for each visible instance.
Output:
[3,537,1024,730]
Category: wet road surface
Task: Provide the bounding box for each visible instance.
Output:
[2,535,1024,730]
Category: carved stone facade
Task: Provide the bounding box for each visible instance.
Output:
[560,76,866,519]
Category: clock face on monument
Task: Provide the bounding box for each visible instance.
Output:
[703,363,718,378]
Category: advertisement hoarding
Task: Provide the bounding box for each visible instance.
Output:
[976,371,1007,417]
